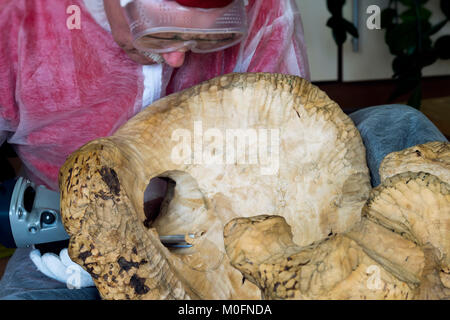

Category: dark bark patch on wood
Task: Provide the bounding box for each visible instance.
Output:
[118,257,140,272]
[85,265,99,279]
[78,250,92,262]
[130,274,150,295]
[66,168,73,192]
[95,190,114,201]
[273,282,280,292]
[99,166,121,196]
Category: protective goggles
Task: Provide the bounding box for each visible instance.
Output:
[121,0,248,54]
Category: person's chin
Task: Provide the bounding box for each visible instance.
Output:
[162,52,186,68]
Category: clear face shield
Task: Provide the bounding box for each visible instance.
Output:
[120,0,248,54]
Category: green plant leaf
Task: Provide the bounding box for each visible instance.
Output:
[400,7,432,23]
[327,17,347,45]
[420,19,433,34]
[419,48,438,67]
[342,19,359,38]
[385,21,418,54]
[435,35,450,59]
[428,19,448,36]
[392,55,416,76]
[441,0,450,19]
[399,0,429,7]
[385,18,433,55]
[421,36,433,51]
[327,0,345,16]
[332,27,348,46]
[381,8,397,29]
[326,16,341,29]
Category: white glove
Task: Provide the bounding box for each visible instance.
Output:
[30,248,95,289]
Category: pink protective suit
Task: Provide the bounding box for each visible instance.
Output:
[0,0,310,190]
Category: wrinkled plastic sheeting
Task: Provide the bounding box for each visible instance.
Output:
[0,0,145,191]
[0,0,310,191]
[166,0,310,94]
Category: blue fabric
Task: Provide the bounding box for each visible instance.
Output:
[0,104,447,300]
[349,104,448,187]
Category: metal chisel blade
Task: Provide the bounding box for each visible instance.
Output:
[159,234,195,248]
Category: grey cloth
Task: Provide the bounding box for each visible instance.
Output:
[0,247,100,300]
[0,104,447,300]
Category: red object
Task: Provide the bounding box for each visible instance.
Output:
[174,0,233,8]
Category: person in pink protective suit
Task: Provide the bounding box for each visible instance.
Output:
[0,0,310,299]
[0,0,310,191]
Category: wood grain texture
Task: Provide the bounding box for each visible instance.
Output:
[224,169,450,299]
[59,73,371,299]
[380,142,450,184]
